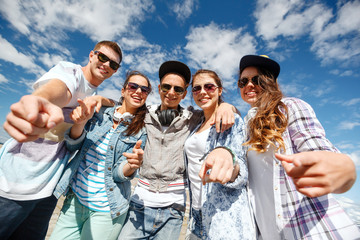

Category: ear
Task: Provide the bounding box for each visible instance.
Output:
[89,50,95,62]
[218,87,223,96]
[158,84,161,94]
[182,90,187,99]
[121,87,125,97]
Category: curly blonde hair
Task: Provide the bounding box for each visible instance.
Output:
[242,67,288,153]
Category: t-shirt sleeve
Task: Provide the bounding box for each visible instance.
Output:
[32,61,78,96]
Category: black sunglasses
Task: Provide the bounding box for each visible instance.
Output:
[192,83,218,94]
[238,76,261,88]
[160,83,185,95]
[127,82,151,95]
[94,51,120,71]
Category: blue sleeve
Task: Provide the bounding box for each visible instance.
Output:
[113,130,147,183]
[64,127,87,152]
[211,114,248,189]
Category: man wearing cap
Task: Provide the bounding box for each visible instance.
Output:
[119,60,236,240]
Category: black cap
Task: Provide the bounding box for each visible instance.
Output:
[159,60,191,84]
[239,55,280,79]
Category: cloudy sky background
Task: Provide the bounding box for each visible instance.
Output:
[0,0,359,225]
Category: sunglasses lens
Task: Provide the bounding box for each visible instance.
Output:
[95,51,119,70]
[128,83,138,91]
[174,86,185,94]
[141,86,150,94]
[109,61,120,70]
[97,53,109,63]
[128,83,150,95]
[204,84,217,92]
[161,84,171,92]
[192,85,201,93]
[238,78,248,88]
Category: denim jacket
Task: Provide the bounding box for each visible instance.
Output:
[185,113,256,239]
[53,106,147,219]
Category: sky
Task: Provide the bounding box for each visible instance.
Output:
[0,0,359,225]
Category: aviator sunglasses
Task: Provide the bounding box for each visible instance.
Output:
[238,75,261,88]
[192,83,218,95]
[160,83,185,95]
[127,82,151,95]
[94,51,120,71]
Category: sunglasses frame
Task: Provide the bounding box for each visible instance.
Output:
[94,51,120,71]
[127,82,151,95]
[192,83,218,94]
[160,83,185,95]
[238,75,261,88]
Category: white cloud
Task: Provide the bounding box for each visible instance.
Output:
[0,73,8,84]
[184,22,257,86]
[39,52,69,69]
[342,98,360,107]
[0,0,155,51]
[254,0,360,67]
[339,121,360,130]
[254,0,329,40]
[335,196,360,225]
[0,35,43,75]
[171,0,198,22]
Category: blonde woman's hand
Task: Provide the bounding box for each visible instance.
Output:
[276,152,356,198]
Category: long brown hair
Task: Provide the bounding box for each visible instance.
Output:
[121,70,152,136]
[242,67,288,153]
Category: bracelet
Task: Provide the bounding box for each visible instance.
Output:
[213,146,236,164]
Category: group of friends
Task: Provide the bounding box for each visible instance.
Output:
[0,40,359,240]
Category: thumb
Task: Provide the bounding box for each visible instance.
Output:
[42,100,64,128]
[95,101,102,113]
[134,140,142,150]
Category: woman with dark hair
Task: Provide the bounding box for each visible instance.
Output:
[50,71,152,240]
[238,55,359,239]
[184,69,255,239]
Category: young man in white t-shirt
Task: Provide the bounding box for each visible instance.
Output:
[0,40,122,240]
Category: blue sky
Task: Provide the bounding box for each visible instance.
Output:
[0,0,359,225]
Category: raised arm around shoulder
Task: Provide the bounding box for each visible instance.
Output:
[210,102,237,132]
[83,95,115,113]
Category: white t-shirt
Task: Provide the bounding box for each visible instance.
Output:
[184,128,210,210]
[247,146,280,240]
[0,61,97,200]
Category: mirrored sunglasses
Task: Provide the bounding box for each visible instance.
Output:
[127,82,151,95]
[192,83,218,94]
[94,51,120,71]
[160,83,185,95]
[238,76,261,88]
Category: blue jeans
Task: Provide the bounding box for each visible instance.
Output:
[185,208,202,240]
[0,194,58,240]
[118,201,184,240]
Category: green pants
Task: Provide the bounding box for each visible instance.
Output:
[49,193,126,240]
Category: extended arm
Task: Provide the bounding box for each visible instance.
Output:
[3,79,71,142]
[278,98,356,197]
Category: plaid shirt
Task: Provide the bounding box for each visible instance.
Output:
[246,97,360,239]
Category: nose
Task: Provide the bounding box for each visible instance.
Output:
[135,87,142,94]
[167,86,176,95]
[199,86,207,94]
